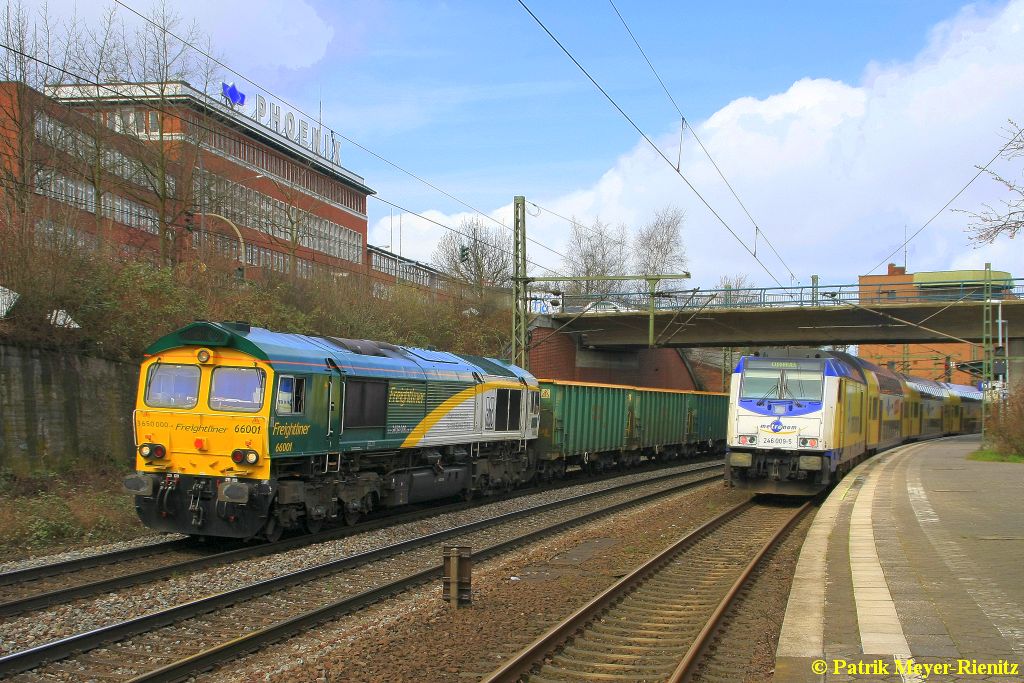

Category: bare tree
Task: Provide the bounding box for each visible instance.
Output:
[632,206,687,290]
[715,272,762,306]
[116,0,219,264]
[557,217,629,299]
[965,120,1023,244]
[432,216,512,294]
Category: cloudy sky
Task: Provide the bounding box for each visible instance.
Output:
[28,0,1024,288]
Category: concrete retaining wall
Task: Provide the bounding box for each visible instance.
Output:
[0,344,138,474]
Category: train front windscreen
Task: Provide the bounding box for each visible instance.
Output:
[739,359,824,403]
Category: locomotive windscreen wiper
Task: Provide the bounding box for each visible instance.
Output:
[756,383,780,406]
[780,382,805,408]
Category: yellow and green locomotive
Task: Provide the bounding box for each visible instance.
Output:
[123,322,540,540]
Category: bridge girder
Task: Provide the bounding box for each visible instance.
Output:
[551,299,1024,348]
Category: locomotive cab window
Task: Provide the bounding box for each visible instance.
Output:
[494,389,523,431]
[145,364,200,408]
[344,380,387,428]
[276,376,306,415]
[210,367,266,412]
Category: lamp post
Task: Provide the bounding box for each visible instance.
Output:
[200,211,246,278]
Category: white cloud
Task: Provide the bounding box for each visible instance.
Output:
[395,0,1024,289]
[171,0,334,72]
[21,0,334,73]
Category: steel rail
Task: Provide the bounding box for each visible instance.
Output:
[128,470,724,683]
[667,500,812,682]
[0,493,490,618]
[0,464,722,677]
[0,459,718,618]
[0,538,193,588]
[479,499,756,683]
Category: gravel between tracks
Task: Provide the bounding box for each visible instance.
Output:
[0,461,719,656]
[691,510,814,683]
[203,480,750,682]
[0,533,179,575]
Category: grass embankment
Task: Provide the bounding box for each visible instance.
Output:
[0,470,150,561]
[968,449,1024,464]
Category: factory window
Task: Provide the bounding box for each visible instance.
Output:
[144,364,200,409]
[210,367,266,412]
[276,376,306,415]
[344,380,387,428]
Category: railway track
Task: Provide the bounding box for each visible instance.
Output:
[0,463,723,681]
[481,498,812,683]
[0,459,720,619]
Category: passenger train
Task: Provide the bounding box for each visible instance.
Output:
[123,322,728,540]
[725,350,982,494]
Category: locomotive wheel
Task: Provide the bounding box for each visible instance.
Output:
[344,508,361,526]
[304,515,324,534]
[263,515,284,543]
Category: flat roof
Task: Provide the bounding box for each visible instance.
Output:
[913,269,1013,287]
[45,82,374,196]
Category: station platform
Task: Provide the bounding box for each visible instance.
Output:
[775,435,1024,682]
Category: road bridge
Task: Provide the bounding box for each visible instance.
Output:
[547,278,1024,347]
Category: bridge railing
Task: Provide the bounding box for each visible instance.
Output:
[551,277,1024,313]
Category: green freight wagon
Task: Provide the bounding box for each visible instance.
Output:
[532,380,727,479]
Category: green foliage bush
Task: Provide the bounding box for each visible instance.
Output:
[0,239,510,362]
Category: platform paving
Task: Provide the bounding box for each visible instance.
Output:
[775,436,1024,682]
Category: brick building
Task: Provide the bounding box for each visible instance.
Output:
[1,80,448,292]
[857,263,1014,384]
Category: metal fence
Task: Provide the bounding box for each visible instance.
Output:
[549,278,1024,314]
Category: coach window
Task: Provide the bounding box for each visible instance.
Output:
[210,367,266,412]
[276,376,306,415]
[344,380,387,428]
[145,364,200,408]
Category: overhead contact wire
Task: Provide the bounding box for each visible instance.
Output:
[608,0,798,286]
[517,0,790,290]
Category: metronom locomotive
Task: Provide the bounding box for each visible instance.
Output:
[725,350,981,495]
[123,322,727,540]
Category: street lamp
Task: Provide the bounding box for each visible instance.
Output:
[200,211,246,277]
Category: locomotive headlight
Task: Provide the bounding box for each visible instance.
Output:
[196,348,212,363]
[139,443,166,459]
[231,449,245,464]
[737,434,757,446]
[798,455,822,470]
[799,437,820,448]
[244,450,259,465]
